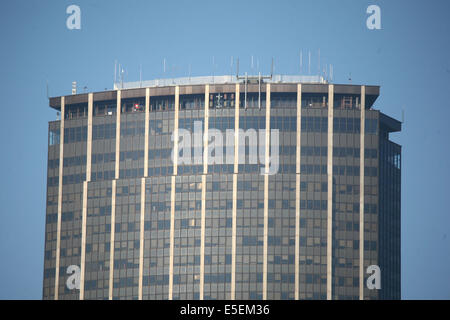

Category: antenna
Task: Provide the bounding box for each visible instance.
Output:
[270,57,274,78]
[300,50,303,74]
[348,72,352,84]
[308,51,311,75]
[120,66,124,88]
[119,63,122,87]
[235,58,273,108]
[330,64,333,82]
[230,56,233,77]
[318,49,321,74]
[251,55,254,73]
[212,56,215,79]
[114,60,117,84]
[258,72,261,109]
[244,72,248,109]
[139,64,142,88]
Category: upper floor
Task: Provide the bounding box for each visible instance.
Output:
[49,76,381,121]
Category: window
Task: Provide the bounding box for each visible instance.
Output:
[65,103,88,119]
[180,94,205,110]
[334,94,361,110]
[94,100,116,116]
[121,97,145,113]
[49,129,60,145]
[302,93,328,108]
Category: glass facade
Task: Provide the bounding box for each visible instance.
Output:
[44,82,401,300]
[378,127,401,299]
[299,107,328,300]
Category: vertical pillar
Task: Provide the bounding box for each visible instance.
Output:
[295,84,302,300]
[168,86,179,300]
[108,180,117,300]
[359,86,366,300]
[231,83,240,299]
[79,93,93,300]
[200,85,209,299]
[138,87,150,300]
[86,93,93,182]
[54,96,65,300]
[144,88,150,178]
[108,90,121,300]
[262,83,271,300]
[138,177,146,299]
[327,85,334,300]
[115,91,121,180]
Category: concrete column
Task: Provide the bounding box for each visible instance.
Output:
[138,177,146,300]
[327,85,334,300]
[359,86,366,300]
[263,84,271,300]
[200,85,209,300]
[231,83,240,299]
[108,90,121,299]
[108,180,117,300]
[79,93,93,300]
[54,96,65,300]
[295,84,302,300]
[168,86,179,300]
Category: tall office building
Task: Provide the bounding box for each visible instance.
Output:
[43,75,401,300]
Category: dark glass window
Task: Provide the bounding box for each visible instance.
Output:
[94,100,116,116]
[302,93,328,108]
[49,129,60,145]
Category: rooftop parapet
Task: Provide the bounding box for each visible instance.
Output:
[113,74,327,90]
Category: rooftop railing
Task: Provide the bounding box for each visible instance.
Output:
[113,74,327,90]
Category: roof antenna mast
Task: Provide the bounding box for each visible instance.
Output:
[230,56,233,78]
[114,60,117,85]
[270,57,274,78]
[330,64,333,82]
[318,49,321,74]
[300,50,303,74]
[251,55,254,74]
[308,51,311,75]
[163,58,166,76]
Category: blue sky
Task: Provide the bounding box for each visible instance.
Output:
[0,0,449,299]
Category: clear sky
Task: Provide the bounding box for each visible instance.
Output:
[0,0,449,299]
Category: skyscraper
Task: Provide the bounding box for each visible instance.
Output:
[43,75,401,300]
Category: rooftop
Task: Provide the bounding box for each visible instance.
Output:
[49,75,382,111]
[113,74,328,90]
